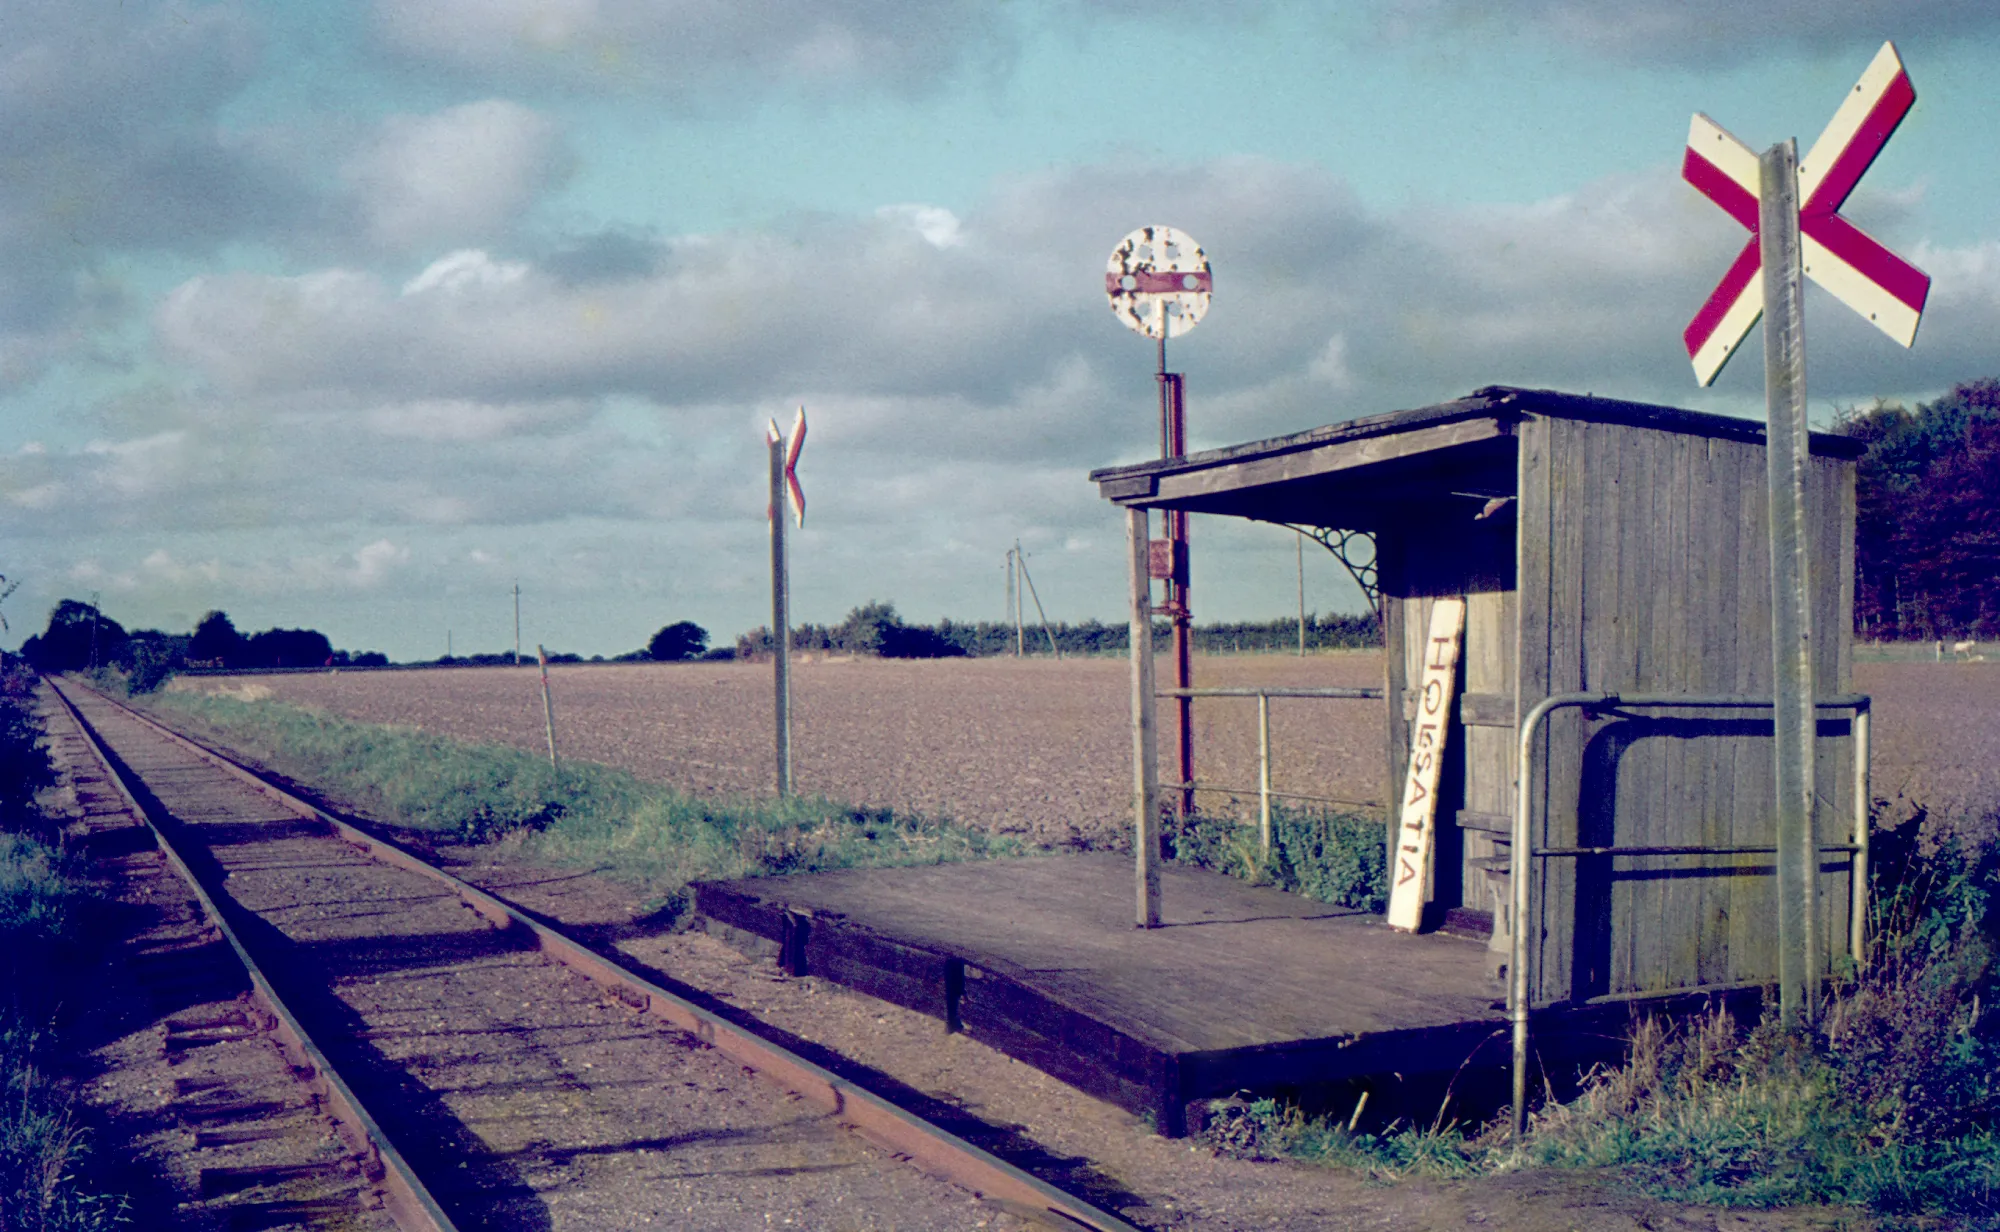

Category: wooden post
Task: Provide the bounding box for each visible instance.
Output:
[536,644,559,772]
[1759,138,1819,1024]
[1128,507,1161,928]
[1257,692,1273,854]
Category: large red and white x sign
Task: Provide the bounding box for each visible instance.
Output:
[1682,41,1931,386]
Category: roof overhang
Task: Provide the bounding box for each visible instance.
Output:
[1089,386,1866,529]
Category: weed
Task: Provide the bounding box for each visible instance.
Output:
[1164,803,1387,911]
[136,691,1024,919]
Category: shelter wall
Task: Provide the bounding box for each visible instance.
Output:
[1382,508,1518,921]
[1515,415,1858,1006]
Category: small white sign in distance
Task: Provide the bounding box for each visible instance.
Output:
[1387,597,1466,934]
[1104,225,1212,340]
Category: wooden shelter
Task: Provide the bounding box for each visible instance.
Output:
[1091,385,1871,1009]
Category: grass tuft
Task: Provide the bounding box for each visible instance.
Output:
[136,690,1025,917]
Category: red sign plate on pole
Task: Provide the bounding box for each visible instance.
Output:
[1682,41,1931,386]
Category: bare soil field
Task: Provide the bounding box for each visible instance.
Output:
[173,654,2000,843]
[1851,660,2000,831]
[174,653,1390,846]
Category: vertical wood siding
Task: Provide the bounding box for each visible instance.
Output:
[1516,416,1857,1005]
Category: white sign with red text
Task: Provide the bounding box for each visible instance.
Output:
[1387,597,1466,933]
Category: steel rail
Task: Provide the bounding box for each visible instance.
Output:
[63,680,1144,1232]
[45,678,459,1232]
[1508,690,1872,1144]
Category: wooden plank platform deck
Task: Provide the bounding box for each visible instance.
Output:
[692,854,1510,1135]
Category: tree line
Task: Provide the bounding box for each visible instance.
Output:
[19,605,387,691]
[732,601,1381,659]
[1837,377,2000,641]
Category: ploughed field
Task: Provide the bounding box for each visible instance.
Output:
[172,655,2000,843]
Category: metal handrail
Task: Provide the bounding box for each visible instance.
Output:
[1509,691,1872,1142]
[1156,686,1385,699]
[1155,686,1384,848]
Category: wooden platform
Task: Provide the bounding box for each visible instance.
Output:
[692,854,1510,1135]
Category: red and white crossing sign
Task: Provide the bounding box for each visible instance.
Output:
[1682,41,1931,386]
[765,406,806,527]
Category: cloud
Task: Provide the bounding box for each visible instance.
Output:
[367,0,1016,95]
[1375,0,2000,66]
[344,101,572,252]
[29,151,1992,653]
[153,152,1985,454]
[0,1,302,385]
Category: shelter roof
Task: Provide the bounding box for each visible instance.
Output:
[1088,385,1865,528]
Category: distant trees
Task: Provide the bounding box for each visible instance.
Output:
[21,602,381,688]
[20,599,126,672]
[1837,378,2000,640]
[729,603,1381,659]
[245,628,333,668]
[647,621,710,661]
[188,610,248,667]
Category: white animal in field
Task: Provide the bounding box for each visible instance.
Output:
[1951,639,1977,659]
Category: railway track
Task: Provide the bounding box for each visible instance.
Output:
[47,678,1141,1232]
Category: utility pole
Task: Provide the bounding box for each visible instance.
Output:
[89,590,100,671]
[513,582,522,665]
[1297,530,1308,656]
[1005,547,1019,656]
[1013,541,1025,656]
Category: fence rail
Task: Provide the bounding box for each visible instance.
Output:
[1155,685,1385,848]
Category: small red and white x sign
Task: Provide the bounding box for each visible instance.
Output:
[1682,41,1931,386]
[766,406,807,527]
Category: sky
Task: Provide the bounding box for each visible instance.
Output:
[4,1,1998,661]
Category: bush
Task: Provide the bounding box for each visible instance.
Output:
[1164,803,1386,912]
[647,621,709,662]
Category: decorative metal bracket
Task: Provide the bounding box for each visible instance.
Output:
[1274,524,1379,619]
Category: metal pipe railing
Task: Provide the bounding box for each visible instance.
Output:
[1509,691,1872,1144]
[1155,686,1385,852]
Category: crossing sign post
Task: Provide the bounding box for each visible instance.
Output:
[768,407,806,796]
[1681,41,1927,1026]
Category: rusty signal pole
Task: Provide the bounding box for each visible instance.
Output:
[1155,338,1195,817]
[1107,225,1211,824]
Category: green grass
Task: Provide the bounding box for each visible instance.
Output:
[1164,802,1388,912]
[2,666,129,1230]
[136,690,1026,919]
